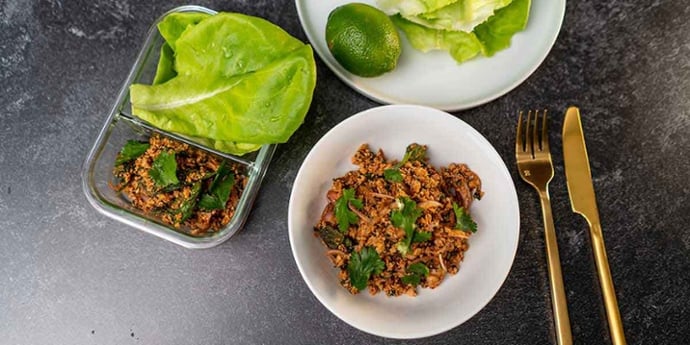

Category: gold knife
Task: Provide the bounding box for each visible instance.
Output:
[562,106,627,345]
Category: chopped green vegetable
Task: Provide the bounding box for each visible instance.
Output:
[176,181,202,223]
[401,262,430,286]
[130,13,317,153]
[391,197,424,255]
[115,140,150,165]
[335,188,364,233]
[453,202,477,233]
[383,168,403,182]
[348,246,385,291]
[412,230,432,243]
[401,143,427,163]
[384,143,427,183]
[149,151,179,188]
[198,162,235,210]
[316,225,345,249]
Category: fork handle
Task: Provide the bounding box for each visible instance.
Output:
[539,192,573,345]
[589,222,627,345]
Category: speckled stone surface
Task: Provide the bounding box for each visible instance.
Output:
[1,0,689,344]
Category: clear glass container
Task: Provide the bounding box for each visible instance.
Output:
[81,5,275,249]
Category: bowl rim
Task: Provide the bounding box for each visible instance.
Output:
[287,104,520,338]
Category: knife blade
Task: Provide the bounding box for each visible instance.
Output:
[562,106,627,345]
[563,107,600,223]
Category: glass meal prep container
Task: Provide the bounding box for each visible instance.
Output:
[81,5,275,249]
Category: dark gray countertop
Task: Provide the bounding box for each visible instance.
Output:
[1,0,689,344]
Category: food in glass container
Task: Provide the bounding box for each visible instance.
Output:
[111,134,247,236]
[313,143,483,296]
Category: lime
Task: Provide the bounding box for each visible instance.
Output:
[326,3,401,77]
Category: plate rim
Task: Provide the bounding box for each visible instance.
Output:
[294,0,567,111]
[287,104,521,338]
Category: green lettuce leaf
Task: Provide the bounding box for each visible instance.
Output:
[153,13,210,85]
[473,0,531,56]
[391,0,530,62]
[377,0,459,16]
[391,15,482,63]
[153,42,176,85]
[130,13,317,146]
[405,0,513,32]
[157,12,211,51]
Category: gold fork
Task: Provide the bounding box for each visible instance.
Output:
[516,110,572,345]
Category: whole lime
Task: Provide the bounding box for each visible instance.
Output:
[325,3,401,77]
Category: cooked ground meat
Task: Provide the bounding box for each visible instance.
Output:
[314,143,483,297]
[112,134,247,236]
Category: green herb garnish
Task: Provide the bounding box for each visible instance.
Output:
[401,262,430,286]
[198,162,235,210]
[149,151,179,188]
[334,188,363,233]
[177,182,202,223]
[115,140,150,165]
[347,246,385,291]
[384,143,427,182]
[383,168,403,182]
[391,197,426,255]
[453,202,477,233]
[412,230,432,243]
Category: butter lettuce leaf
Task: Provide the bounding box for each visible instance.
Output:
[157,12,211,51]
[153,13,210,84]
[405,0,513,32]
[391,15,482,63]
[391,0,530,62]
[130,13,316,148]
[153,42,176,85]
[378,0,459,16]
[473,0,531,56]
[131,44,316,144]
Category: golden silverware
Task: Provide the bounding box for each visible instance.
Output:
[516,110,572,345]
[563,106,626,345]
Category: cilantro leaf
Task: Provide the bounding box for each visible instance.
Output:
[391,197,423,255]
[384,144,427,183]
[198,162,235,210]
[334,188,363,233]
[412,230,432,243]
[401,143,427,163]
[115,140,149,165]
[149,151,179,188]
[347,246,385,291]
[177,182,201,223]
[453,202,477,233]
[401,273,421,286]
[401,262,429,287]
[384,168,403,182]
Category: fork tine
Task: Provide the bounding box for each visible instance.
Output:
[541,109,550,152]
[526,110,534,156]
[516,111,525,153]
[532,110,540,153]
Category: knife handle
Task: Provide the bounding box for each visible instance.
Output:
[539,192,573,345]
[590,222,627,345]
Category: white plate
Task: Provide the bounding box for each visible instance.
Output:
[295,0,565,111]
[288,105,520,339]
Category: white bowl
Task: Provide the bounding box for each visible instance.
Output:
[288,105,520,338]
